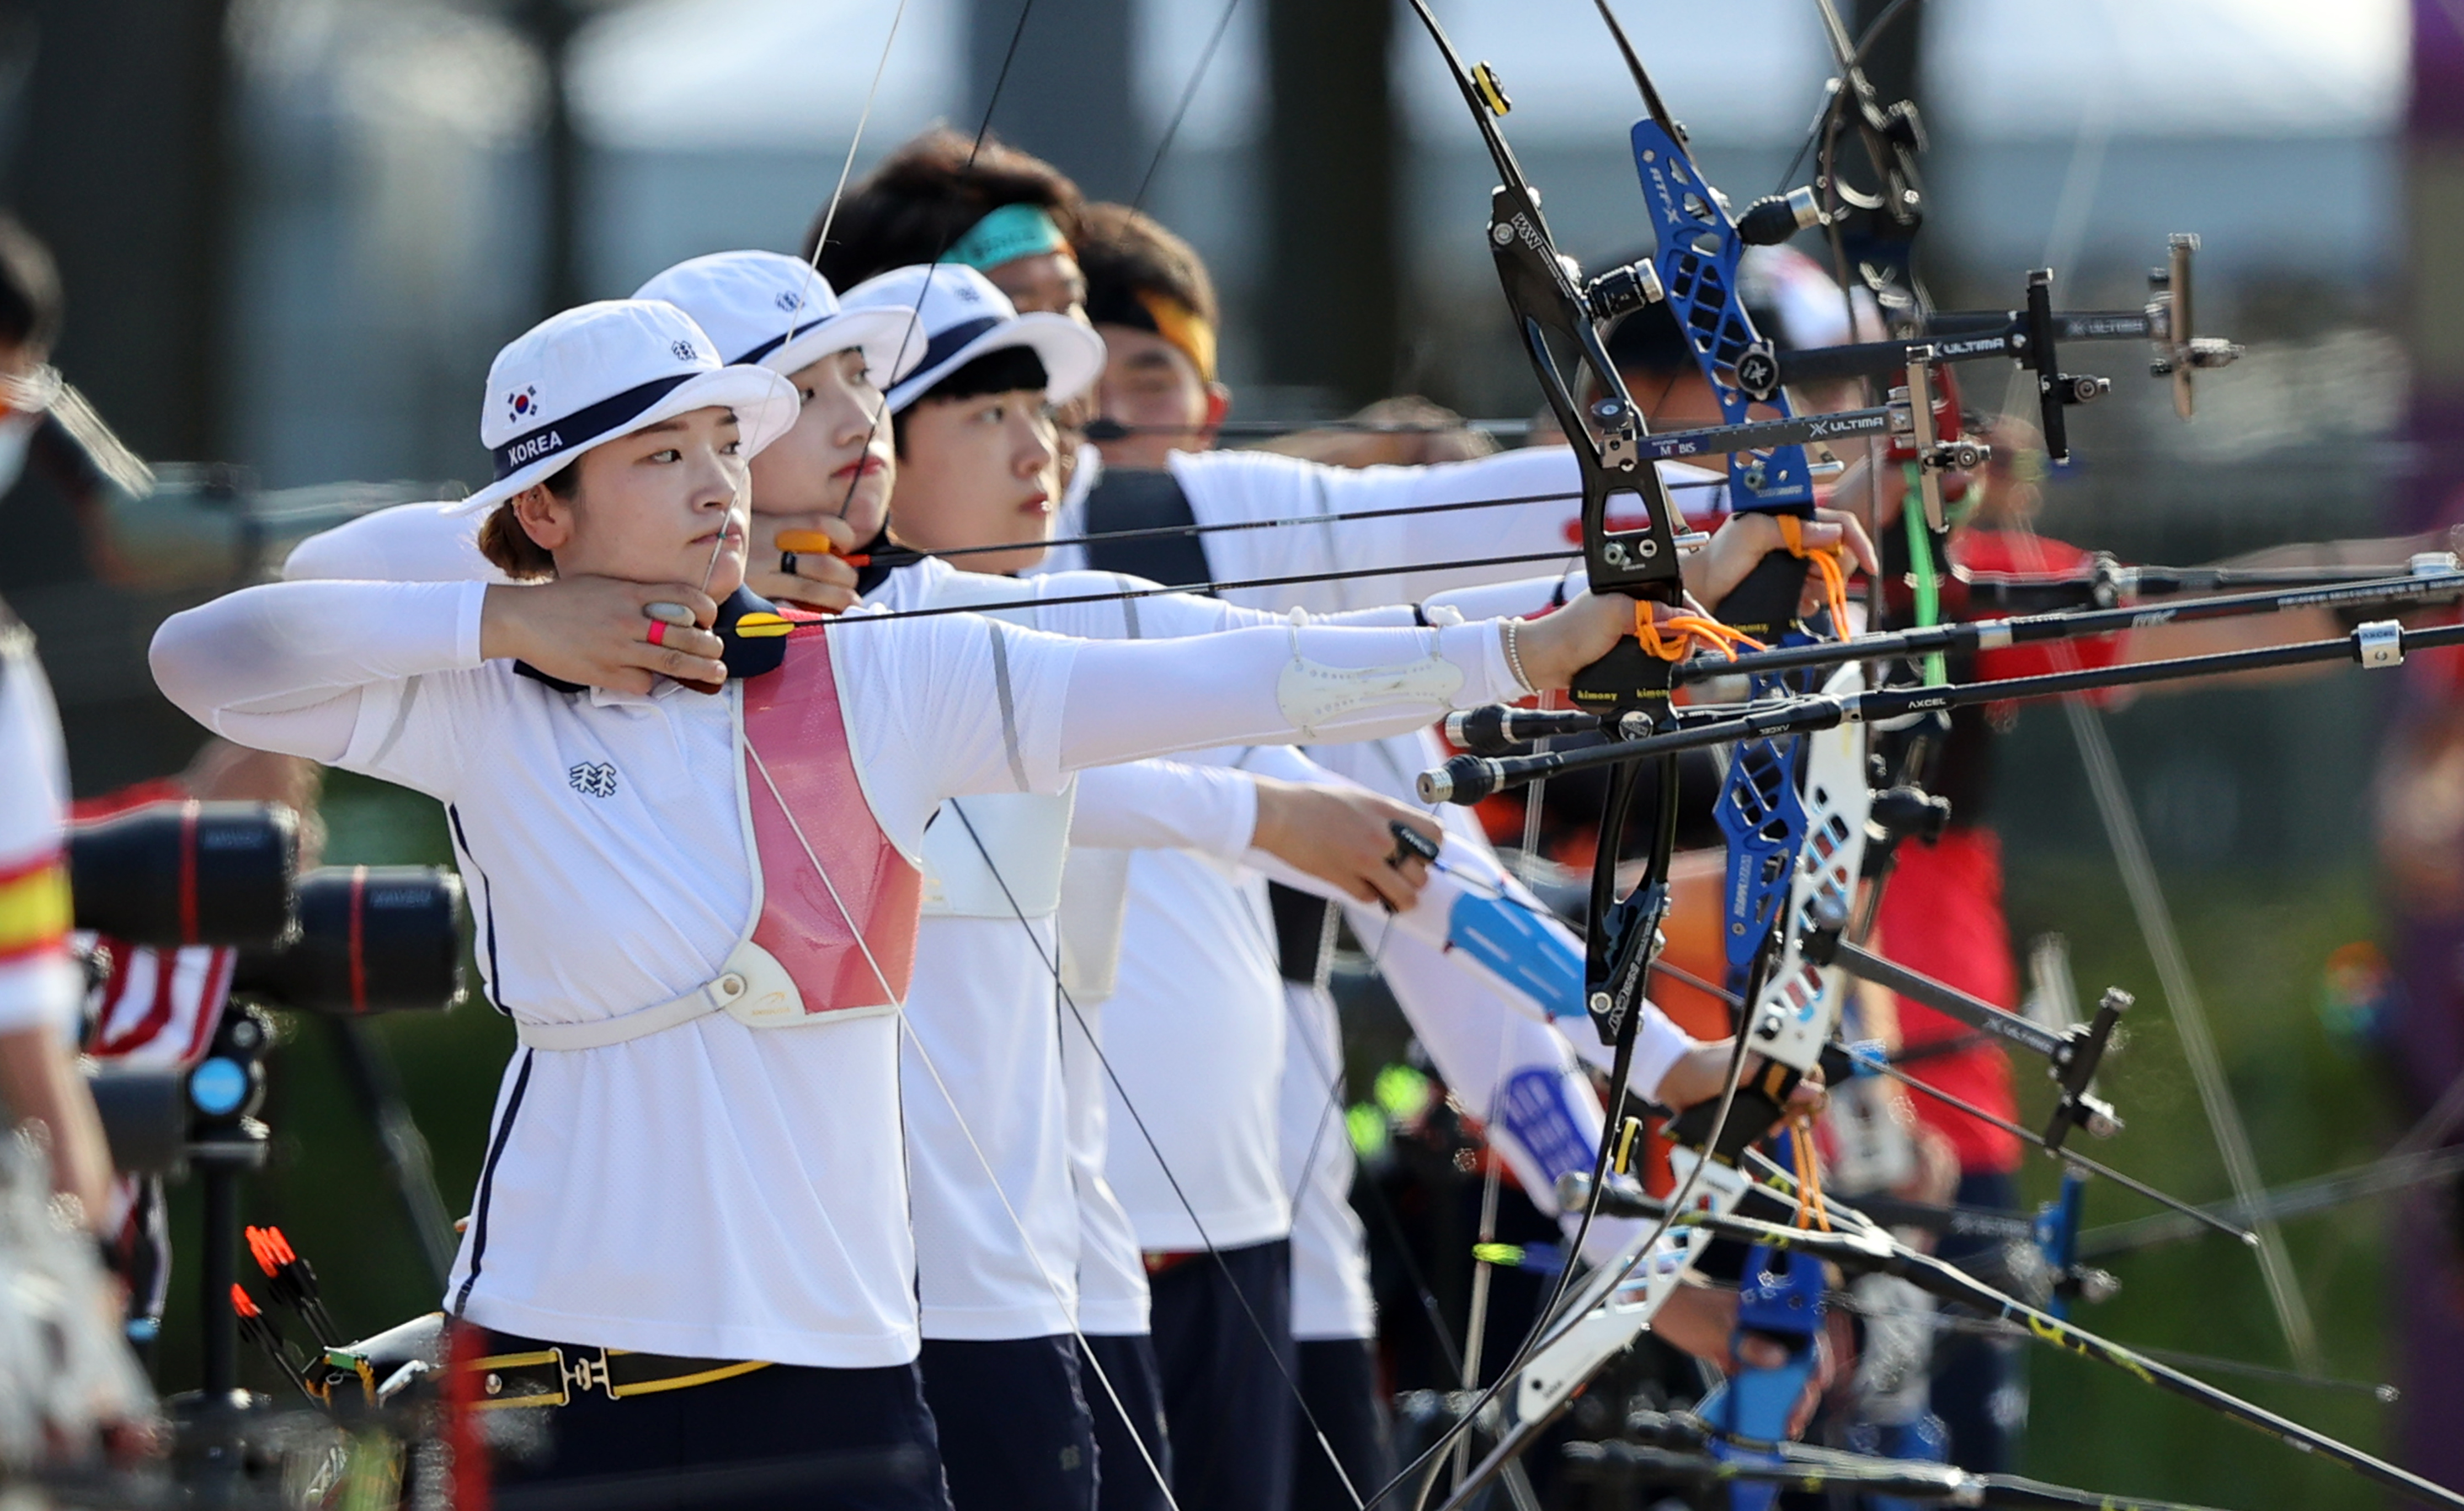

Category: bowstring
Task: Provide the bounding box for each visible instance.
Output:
[1131,0,1244,213]
[777,0,910,525]
[743,746,1182,1509]
[1979,4,2318,1367]
[1244,739,1508,1481]
[867,479,1714,570]
[803,0,910,295]
[1270,915,1550,1511]
[821,549,1583,626]
[944,799,1371,1511]
[802,0,1039,528]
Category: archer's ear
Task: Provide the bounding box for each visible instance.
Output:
[509,482,574,552]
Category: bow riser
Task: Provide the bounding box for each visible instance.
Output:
[1810,0,1929,331]
[1484,184,1685,615]
[1592,1,1817,641]
[1509,1198,1728,1424]
[1678,662,1873,1158]
[1628,123,1817,517]
[1743,671,1870,1073]
[1713,727,1811,981]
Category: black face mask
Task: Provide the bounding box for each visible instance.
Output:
[514,583,793,694]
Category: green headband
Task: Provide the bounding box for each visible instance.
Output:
[945,203,1069,273]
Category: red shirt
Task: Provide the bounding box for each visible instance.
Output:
[1874,530,2127,1174]
[1955,530,2128,685]
[1872,828,2022,1172]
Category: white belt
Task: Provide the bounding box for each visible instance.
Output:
[514,940,868,1050]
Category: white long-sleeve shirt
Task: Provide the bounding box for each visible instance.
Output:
[148,578,1526,1368]
[1045,445,1647,611]
[1046,447,1710,1261]
[865,561,1398,1343]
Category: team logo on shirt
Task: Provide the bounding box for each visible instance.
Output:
[506,385,540,424]
[567,762,620,799]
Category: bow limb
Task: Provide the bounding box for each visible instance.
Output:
[1421,664,1879,1505]
[1349,4,1735,1505]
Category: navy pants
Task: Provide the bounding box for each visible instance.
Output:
[1082,1332,1174,1511]
[1931,1169,2026,1471]
[1148,1239,1296,1511]
[1290,1337,1398,1511]
[919,1334,1098,1511]
[483,1335,949,1511]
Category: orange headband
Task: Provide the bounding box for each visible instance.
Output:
[1134,290,1218,384]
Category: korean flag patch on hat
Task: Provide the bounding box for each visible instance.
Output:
[634,251,928,387]
[451,299,798,517]
[839,263,1105,414]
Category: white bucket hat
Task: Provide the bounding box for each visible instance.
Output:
[839,264,1106,414]
[633,251,927,386]
[450,300,799,517]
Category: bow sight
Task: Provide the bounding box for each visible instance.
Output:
[1773,238,2246,453]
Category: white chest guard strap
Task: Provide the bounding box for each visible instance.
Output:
[514,938,817,1051]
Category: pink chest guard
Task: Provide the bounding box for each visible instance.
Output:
[737,620,920,1017]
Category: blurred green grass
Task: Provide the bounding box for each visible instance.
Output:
[2003,855,2397,1509]
[1988,674,2408,1509]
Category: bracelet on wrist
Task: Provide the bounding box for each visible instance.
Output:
[1502,618,1535,695]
